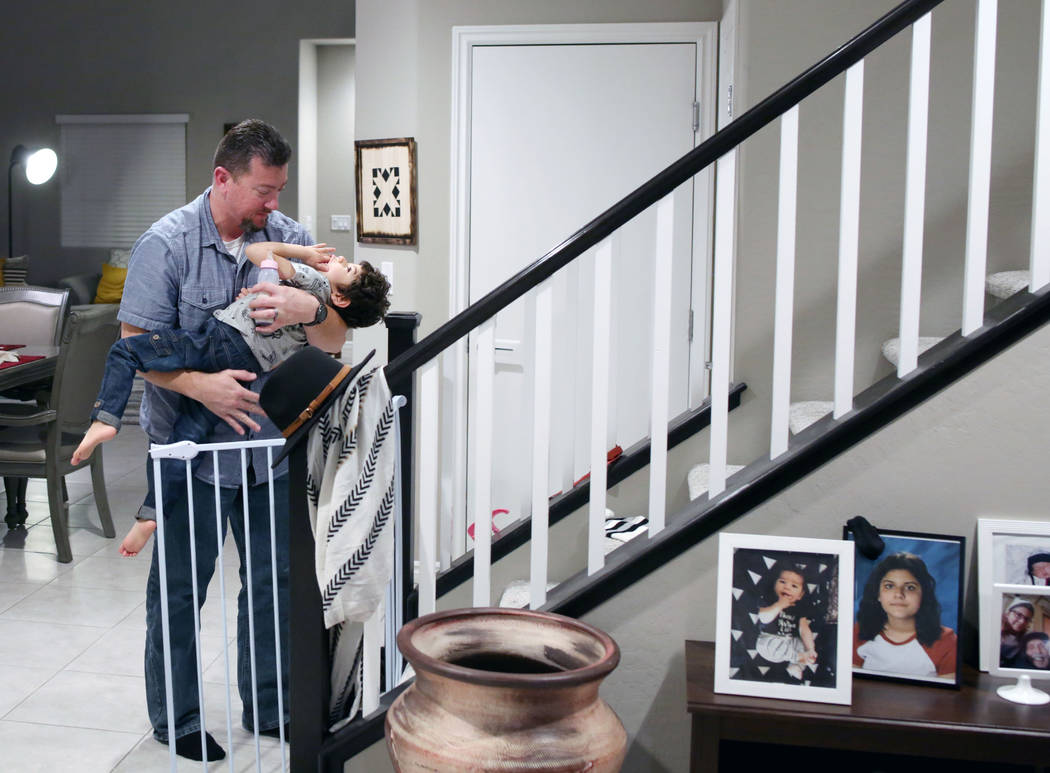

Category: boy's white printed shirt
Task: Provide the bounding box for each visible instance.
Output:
[213,262,331,370]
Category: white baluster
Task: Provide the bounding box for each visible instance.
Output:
[417,359,440,616]
[709,148,737,497]
[530,283,553,608]
[834,61,864,419]
[963,0,998,335]
[588,241,613,575]
[898,14,932,377]
[771,106,799,458]
[1032,0,1050,292]
[471,321,496,605]
[649,196,674,535]
[362,600,382,716]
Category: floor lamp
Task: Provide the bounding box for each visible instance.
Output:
[7,144,57,258]
[4,144,57,527]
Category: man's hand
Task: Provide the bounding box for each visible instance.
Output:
[190,369,263,434]
[303,243,335,271]
[247,283,323,332]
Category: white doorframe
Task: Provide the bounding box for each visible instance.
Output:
[445,22,718,560]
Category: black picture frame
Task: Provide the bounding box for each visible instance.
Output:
[844,525,965,689]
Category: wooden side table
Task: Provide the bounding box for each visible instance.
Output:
[686,640,1050,772]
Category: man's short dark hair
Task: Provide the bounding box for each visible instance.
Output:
[214,119,292,176]
[331,261,391,328]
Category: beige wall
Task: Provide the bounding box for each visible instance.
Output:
[349,1,1050,770]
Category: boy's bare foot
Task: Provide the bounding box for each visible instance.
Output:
[120,520,157,557]
[72,421,117,465]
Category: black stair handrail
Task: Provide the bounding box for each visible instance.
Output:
[384,0,944,386]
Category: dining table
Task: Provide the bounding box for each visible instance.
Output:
[0,344,61,394]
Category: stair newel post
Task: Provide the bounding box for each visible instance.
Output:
[288,442,328,773]
[771,106,799,459]
[963,0,998,335]
[898,13,932,378]
[385,312,422,625]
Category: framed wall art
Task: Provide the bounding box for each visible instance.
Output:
[714,532,855,705]
[977,519,1050,702]
[844,525,964,688]
[354,137,418,245]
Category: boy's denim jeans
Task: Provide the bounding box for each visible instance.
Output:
[91,318,259,517]
[145,473,290,741]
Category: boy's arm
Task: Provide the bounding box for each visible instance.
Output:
[245,241,334,279]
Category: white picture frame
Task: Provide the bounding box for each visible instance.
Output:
[977,518,1050,674]
[714,532,855,705]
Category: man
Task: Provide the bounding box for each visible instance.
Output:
[119,119,347,761]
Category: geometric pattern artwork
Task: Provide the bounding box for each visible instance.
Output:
[371,167,402,218]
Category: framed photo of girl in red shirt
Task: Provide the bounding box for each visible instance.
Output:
[845,526,964,689]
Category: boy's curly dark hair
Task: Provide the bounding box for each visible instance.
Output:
[331,260,391,328]
[857,552,943,646]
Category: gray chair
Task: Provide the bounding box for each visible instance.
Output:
[0,285,71,524]
[0,304,119,562]
[0,285,70,346]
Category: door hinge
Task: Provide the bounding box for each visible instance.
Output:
[727,84,734,120]
[688,309,695,342]
[692,101,701,133]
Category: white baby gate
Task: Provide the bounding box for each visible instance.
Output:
[148,394,406,772]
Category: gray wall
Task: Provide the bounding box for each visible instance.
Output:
[1,0,354,286]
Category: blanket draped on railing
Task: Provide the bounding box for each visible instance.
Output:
[305,364,396,726]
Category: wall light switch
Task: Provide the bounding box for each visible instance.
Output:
[330,214,353,231]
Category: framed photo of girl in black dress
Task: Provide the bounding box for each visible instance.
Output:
[714,533,854,705]
[844,526,964,688]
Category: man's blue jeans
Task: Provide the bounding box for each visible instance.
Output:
[91,319,259,518]
[145,473,290,741]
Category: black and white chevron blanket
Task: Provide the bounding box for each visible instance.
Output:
[305,364,396,726]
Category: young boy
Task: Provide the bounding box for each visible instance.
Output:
[72,241,391,555]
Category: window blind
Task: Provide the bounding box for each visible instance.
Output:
[57,114,188,248]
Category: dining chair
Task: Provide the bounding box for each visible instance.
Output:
[0,304,119,562]
[0,285,71,526]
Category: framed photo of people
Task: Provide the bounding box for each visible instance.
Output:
[844,526,964,688]
[977,519,1050,676]
[714,532,855,705]
[354,137,418,245]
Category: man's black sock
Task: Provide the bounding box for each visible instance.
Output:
[172,731,226,761]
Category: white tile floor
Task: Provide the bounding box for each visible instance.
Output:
[0,425,287,772]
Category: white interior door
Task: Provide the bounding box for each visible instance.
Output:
[461,31,714,541]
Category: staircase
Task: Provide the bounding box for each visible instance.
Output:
[288,1,1050,769]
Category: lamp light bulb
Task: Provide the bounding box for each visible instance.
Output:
[25,148,57,185]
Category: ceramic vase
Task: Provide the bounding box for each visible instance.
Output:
[385,607,627,772]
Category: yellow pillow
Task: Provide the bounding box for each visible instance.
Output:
[94,263,127,304]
